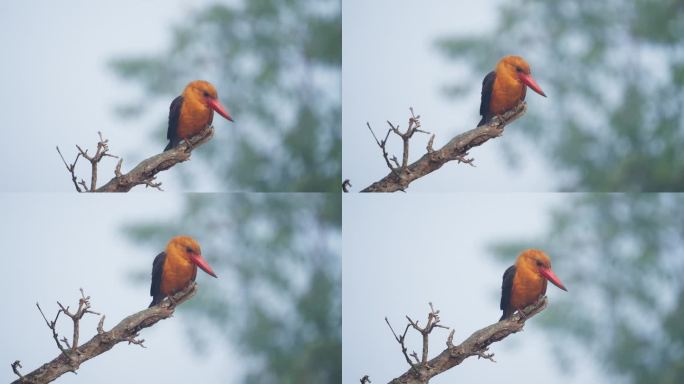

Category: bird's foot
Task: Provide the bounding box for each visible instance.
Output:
[165,295,178,309]
[516,307,528,322]
[183,138,194,152]
[492,114,505,126]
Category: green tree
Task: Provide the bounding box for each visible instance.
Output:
[111,0,341,192]
[438,0,684,191]
[125,193,341,383]
[490,194,684,383]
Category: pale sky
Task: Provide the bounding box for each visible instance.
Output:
[343,0,556,192]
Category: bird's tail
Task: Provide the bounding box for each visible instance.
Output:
[499,309,513,321]
[477,116,487,127]
[163,142,173,152]
[149,296,162,308]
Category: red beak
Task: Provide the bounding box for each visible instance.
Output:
[518,72,547,97]
[539,267,567,291]
[206,98,234,122]
[189,252,218,278]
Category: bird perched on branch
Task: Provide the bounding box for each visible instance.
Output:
[499,249,567,321]
[149,236,218,307]
[164,80,234,151]
[478,56,546,126]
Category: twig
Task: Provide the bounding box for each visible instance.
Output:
[56,147,83,192]
[11,361,25,381]
[363,102,527,192]
[36,303,69,358]
[11,284,198,384]
[387,296,548,384]
[75,132,119,191]
[56,288,101,354]
[58,125,214,193]
[367,123,400,179]
[405,302,449,365]
[385,317,416,370]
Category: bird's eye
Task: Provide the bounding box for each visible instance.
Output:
[203,91,210,98]
[536,260,543,267]
[516,67,523,72]
[186,246,194,253]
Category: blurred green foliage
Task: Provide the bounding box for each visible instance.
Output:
[437,0,684,191]
[111,0,341,192]
[490,194,684,383]
[124,193,341,383]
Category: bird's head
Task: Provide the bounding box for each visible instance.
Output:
[186,80,234,122]
[519,249,566,291]
[499,56,547,97]
[168,236,218,278]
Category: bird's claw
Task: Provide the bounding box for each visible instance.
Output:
[515,307,528,321]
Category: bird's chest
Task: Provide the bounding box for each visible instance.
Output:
[160,256,197,295]
[178,101,213,138]
[510,271,546,309]
[490,76,526,114]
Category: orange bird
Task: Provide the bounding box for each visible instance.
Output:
[164,80,234,151]
[499,249,567,321]
[478,56,546,126]
[149,236,218,307]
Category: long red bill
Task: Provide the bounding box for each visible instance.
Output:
[189,253,218,278]
[539,267,567,291]
[518,73,547,97]
[206,98,234,122]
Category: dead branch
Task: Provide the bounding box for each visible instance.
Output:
[11,284,198,384]
[362,102,527,192]
[385,317,416,370]
[366,108,430,185]
[386,296,547,384]
[57,125,214,193]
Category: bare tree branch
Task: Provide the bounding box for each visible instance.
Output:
[405,302,449,365]
[385,317,417,370]
[57,125,214,193]
[56,147,83,192]
[385,296,548,384]
[11,284,198,384]
[362,102,527,192]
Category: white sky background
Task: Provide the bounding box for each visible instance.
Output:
[0,0,221,193]
[343,0,556,192]
[343,194,605,383]
[0,194,236,383]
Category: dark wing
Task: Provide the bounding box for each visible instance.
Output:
[164,95,184,151]
[499,265,516,321]
[149,251,167,307]
[478,70,496,126]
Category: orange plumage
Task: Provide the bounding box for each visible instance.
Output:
[478,56,546,126]
[149,236,218,307]
[164,80,233,151]
[499,249,567,320]
[177,84,216,140]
